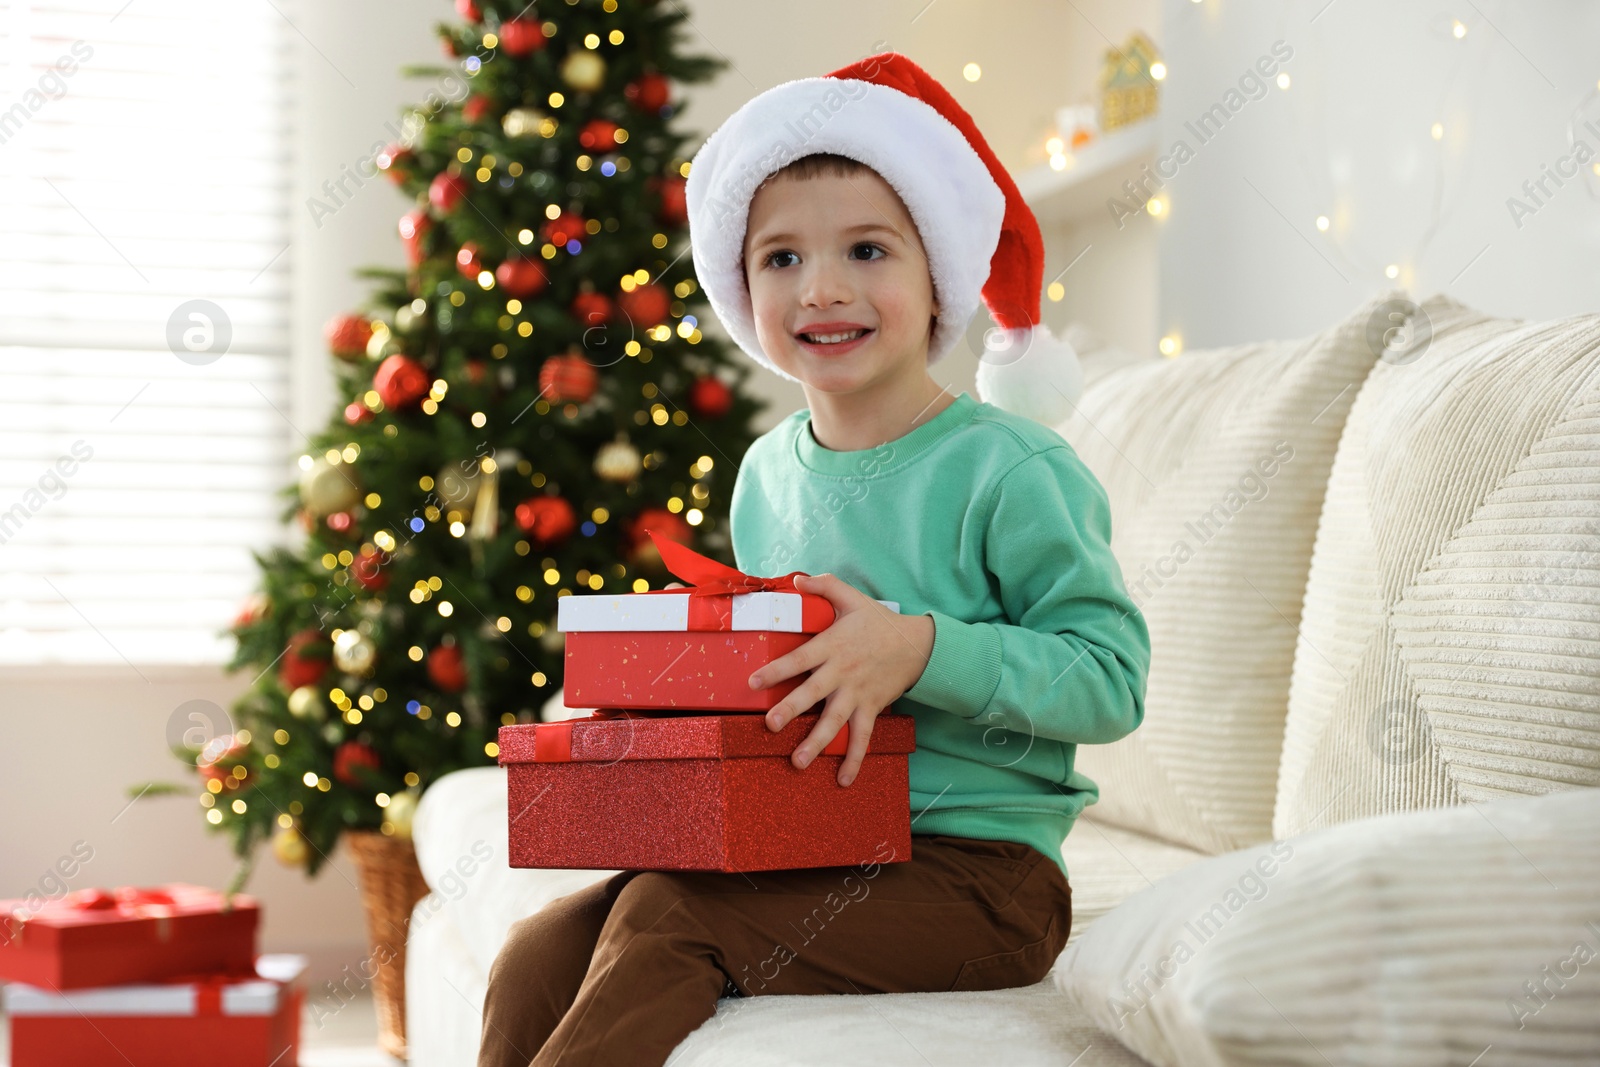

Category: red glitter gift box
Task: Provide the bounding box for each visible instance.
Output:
[0,884,259,991]
[559,531,899,712]
[499,709,916,872]
[4,953,305,1067]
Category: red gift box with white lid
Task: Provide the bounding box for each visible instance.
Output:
[498,708,916,872]
[4,953,305,1067]
[0,883,259,991]
[558,531,899,712]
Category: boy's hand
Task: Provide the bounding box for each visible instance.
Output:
[751,573,934,786]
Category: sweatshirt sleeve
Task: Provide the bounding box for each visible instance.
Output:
[901,446,1150,745]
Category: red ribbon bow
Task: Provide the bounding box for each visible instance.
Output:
[643,529,812,598]
[65,887,177,912]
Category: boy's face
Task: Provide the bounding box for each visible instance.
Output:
[741,169,940,399]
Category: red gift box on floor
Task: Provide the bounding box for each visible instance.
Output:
[0,884,259,991]
[559,531,899,712]
[4,953,305,1067]
[499,709,916,872]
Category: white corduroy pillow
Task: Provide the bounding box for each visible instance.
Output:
[1274,294,1600,839]
[1055,788,1600,1067]
[1053,291,1393,854]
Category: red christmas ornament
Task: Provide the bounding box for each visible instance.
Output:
[344,400,374,425]
[688,374,734,419]
[655,175,688,227]
[427,643,469,693]
[399,210,430,267]
[428,172,470,214]
[618,282,672,328]
[325,511,355,535]
[624,71,671,113]
[351,550,388,591]
[333,741,381,787]
[464,359,487,385]
[578,118,621,153]
[541,211,587,247]
[379,144,414,185]
[570,290,614,327]
[373,353,431,410]
[198,739,250,790]
[324,314,373,360]
[495,256,548,297]
[456,241,484,279]
[454,0,481,21]
[463,94,493,124]
[627,507,692,555]
[499,17,545,56]
[513,495,577,547]
[233,593,269,630]
[538,352,599,404]
[280,628,331,691]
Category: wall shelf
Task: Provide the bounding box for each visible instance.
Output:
[1014,119,1160,227]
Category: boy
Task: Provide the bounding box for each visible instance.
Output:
[478,52,1149,1067]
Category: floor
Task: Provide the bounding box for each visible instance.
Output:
[0,989,400,1066]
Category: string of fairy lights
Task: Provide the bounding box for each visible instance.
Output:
[1017,5,1596,360]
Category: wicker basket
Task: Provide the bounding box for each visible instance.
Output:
[345,830,431,1062]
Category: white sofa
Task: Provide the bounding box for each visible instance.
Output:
[405,291,1600,1066]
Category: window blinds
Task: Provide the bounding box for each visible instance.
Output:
[0,0,294,665]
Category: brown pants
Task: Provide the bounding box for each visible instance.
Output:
[476,833,1073,1067]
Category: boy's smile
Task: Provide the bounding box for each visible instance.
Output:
[741,166,948,448]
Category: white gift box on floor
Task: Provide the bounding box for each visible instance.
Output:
[3,953,307,1067]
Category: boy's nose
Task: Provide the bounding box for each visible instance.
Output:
[797,262,854,308]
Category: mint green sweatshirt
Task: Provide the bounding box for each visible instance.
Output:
[728,390,1151,880]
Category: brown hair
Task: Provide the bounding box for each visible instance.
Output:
[765,151,875,184]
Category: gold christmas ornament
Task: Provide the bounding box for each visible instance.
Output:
[299,458,362,518]
[470,449,520,541]
[561,50,607,93]
[502,106,546,138]
[287,685,327,721]
[365,320,398,360]
[272,824,309,867]
[382,789,420,840]
[437,460,483,520]
[332,629,377,675]
[593,437,642,483]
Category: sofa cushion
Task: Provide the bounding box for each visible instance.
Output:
[1274,293,1600,837]
[1055,787,1600,1067]
[409,769,1203,1066]
[1059,816,1206,941]
[1053,290,1394,854]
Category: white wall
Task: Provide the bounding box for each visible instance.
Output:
[1,0,1159,986]
[1155,0,1600,350]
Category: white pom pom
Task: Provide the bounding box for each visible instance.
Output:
[974,322,1086,426]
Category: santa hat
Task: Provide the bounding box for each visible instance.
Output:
[684,51,1084,426]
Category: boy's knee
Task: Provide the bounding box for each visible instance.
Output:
[610,870,714,932]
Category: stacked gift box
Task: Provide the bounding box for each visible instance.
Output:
[0,884,305,1067]
[500,531,918,873]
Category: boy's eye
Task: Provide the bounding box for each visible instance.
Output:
[760,243,886,270]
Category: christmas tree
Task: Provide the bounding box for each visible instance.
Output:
[140,0,766,881]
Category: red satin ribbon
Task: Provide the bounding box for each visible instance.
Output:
[63,887,177,914]
[639,530,834,631]
[643,529,812,598]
